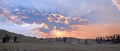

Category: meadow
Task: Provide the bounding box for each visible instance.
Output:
[0,42,120,51]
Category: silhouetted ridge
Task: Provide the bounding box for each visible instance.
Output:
[96,34,120,44]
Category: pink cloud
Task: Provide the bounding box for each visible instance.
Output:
[32,23,120,39]
[112,0,120,10]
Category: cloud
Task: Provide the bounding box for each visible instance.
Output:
[39,23,49,29]
[112,0,120,10]
[0,0,120,39]
[0,7,9,16]
[47,14,70,24]
[47,14,87,25]
[0,6,29,24]
[33,23,120,39]
[0,22,50,37]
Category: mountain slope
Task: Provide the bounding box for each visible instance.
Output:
[0,29,42,43]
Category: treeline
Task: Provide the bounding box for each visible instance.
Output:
[40,37,80,44]
[2,35,18,43]
[96,34,120,44]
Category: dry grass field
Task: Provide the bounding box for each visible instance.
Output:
[0,42,120,51]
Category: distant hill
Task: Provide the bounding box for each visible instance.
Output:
[0,29,96,44]
[0,29,42,43]
[0,29,24,38]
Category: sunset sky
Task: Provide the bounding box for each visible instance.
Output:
[0,0,120,39]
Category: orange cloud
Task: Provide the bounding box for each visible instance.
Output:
[47,16,53,22]
[32,23,120,39]
[32,28,67,38]
[112,0,120,10]
[69,23,120,39]
[8,15,18,20]
[7,15,22,23]
[41,23,49,29]
[64,17,69,24]
[32,29,48,38]
[47,14,88,25]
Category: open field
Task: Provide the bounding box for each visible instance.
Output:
[0,30,120,51]
[0,43,120,51]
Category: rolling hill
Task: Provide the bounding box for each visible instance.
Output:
[0,29,120,51]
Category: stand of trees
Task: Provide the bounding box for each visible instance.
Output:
[2,35,10,43]
[45,37,80,44]
[47,37,68,43]
[2,35,18,43]
[96,34,120,44]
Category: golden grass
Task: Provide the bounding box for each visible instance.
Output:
[0,43,120,51]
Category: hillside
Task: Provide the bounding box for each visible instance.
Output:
[0,29,96,44]
[0,29,42,43]
[0,29,24,38]
[0,29,120,51]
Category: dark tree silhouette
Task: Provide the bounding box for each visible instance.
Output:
[85,39,89,44]
[13,36,17,42]
[63,37,67,43]
[2,35,10,43]
[96,34,120,44]
[105,36,111,42]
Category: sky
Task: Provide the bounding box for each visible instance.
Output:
[0,0,120,39]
